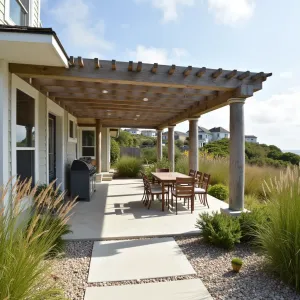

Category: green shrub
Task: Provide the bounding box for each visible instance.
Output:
[0,179,75,299]
[231,257,243,265]
[144,158,170,180]
[110,138,120,165]
[116,156,143,178]
[196,212,241,250]
[141,147,157,164]
[255,166,300,291]
[239,208,269,243]
[208,184,229,200]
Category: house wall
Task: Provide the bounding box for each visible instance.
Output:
[0,0,4,24]
[245,137,257,143]
[1,0,40,26]
[38,92,47,184]
[211,132,229,141]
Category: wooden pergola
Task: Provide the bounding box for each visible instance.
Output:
[9,58,271,214]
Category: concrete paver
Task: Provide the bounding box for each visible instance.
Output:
[88,237,196,282]
[84,279,213,300]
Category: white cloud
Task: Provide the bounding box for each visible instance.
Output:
[50,0,113,57]
[279,71,293,79]
[208,0,255,25]
[176,89,300,149]
[135,0,195,22]
[127,45,189,64]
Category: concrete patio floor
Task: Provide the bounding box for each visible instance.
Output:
[65,178,228,240]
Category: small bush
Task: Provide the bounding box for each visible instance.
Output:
[110,138,120,165]
[141,147,157,164]
[239,208,269,243]
[231,257,243,266]
[196,212,241,250]
[116,156,143,178]
[208,184,229,201]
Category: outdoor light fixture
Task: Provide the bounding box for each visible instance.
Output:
[107,113,111,116]
[136,114,140,117]
[143,98,148,101]
[102,90,108,94]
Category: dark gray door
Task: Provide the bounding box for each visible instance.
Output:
[48,114,56,184]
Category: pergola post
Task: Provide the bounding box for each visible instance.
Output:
[96,119,102,173]
[223,98,246,215]
[156,129,162,161]
[168,126,175,171]
[188,118,199,171]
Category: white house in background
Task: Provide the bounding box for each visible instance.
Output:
[209,127,230,141]
[245,135,258,143]
[141,130,156,137]
[124,128,141,135]
[187,126,212,148]
[162,131,188,142]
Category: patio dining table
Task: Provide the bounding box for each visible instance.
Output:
[151,172,192,212]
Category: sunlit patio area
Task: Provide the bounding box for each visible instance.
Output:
[65,178,228,240]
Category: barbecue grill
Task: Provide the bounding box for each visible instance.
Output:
[70,159,96,201]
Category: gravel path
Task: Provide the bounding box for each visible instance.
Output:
[52,241,93,300]
[52,238,300,300]
[176,236,300,300]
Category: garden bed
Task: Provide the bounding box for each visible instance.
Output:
[52,238,300,300]
[176,237,300,300]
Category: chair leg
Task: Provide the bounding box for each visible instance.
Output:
[205,193,209,208]
[148,194,153,209]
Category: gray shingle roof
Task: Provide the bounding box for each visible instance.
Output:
[209,127,230,133]
[245,135,257,138]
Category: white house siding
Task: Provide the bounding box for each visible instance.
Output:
[32,0,40,27]
[0,0,4,24]
[37,93,47,184]
[64,111,77,191]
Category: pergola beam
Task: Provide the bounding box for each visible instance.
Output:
[9,61,264,91]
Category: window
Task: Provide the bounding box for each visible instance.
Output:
[68,115,77,142]
[9,0,29,26]
[16,89,35,183]
[217,133,220,138]
[82,130,95,157]
[225,134,228,138]
[199,134,202,139]
[206,135,208,138]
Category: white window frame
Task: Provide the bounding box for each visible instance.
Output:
[78,127,96,158]
[4,0,34,26]
[11,74,39,185]
[68,113,77,143]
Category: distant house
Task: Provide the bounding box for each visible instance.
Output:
[186,126,212,148]
[141,130,156,137]
[124,128,141,135]
[245,135,258,143]
[209,127,230,141]
[162,131,188,142]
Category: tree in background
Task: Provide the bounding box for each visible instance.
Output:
[175,139,184,148]
[115,130,134,147]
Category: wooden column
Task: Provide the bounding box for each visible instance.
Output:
[188,118,199,171]
[96,119,102,173]
[157,129,162,161]
[228,99,245,211]
[168,126,175,171]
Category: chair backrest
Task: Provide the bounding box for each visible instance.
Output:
[189,169,196,178]
[195,171,203,187]
[202,173,211,191]
[175,177,194,197]
[156,168,169,172]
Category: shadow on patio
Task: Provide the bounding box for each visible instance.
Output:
[64,178,229,240]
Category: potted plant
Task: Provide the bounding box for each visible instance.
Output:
[231,257,243,272]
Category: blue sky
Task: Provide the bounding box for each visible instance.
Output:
[41,0,300,149]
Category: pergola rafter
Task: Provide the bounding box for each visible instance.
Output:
[9,58,271,129]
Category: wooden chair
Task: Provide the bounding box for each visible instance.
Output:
[195,173,210,208]
[195,171,203,188]
[145,177,169,209]
[188,169,197,178]
[171,177,195,215]
[140,172,160,206]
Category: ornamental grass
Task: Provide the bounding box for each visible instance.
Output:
[0,178,76,300]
